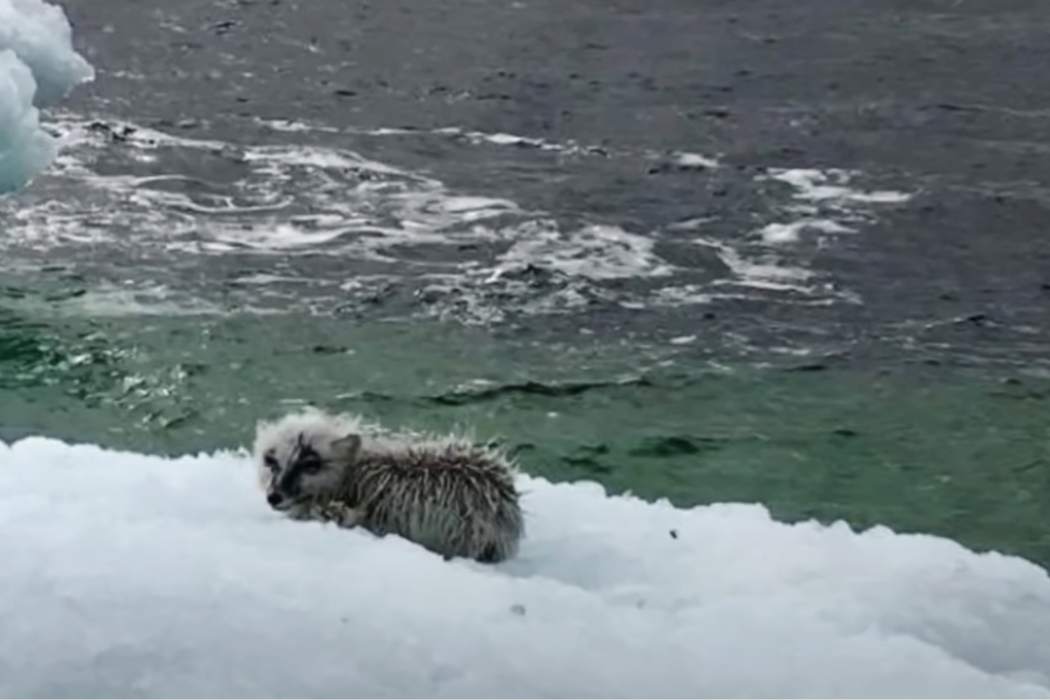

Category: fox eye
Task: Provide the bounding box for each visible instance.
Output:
[299,456,323,474]
[263,453,280,473]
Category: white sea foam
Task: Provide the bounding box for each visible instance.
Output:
[492,221,674,281]
[759,219,853,244]
[672,151,720,169]
[769,168,911,204]
[432,126,606,156]
[754,168,911,245]
[696,236,815,293]
[0,0,93,192]
[2,114,908,319]
[652,167,913,304]
[0,435,1047,697]
[1,116,674,320]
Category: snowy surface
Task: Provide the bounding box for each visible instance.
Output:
[0,0,93,192]
[1,436,1049,698]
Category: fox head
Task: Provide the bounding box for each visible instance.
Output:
[252,408,366,510]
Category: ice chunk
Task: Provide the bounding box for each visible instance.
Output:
[0,0,93,193]
[0,49,52,192]
[0,0,92,104]
[0,435,1048,698]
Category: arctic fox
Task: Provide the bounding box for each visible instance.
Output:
[253,408,524,563]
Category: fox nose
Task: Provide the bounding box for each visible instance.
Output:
[266,492,284,508]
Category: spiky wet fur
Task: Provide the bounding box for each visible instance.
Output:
[253,407,524,564]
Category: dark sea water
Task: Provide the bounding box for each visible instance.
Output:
[2,0,1049,565]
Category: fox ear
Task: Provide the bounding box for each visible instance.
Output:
[331,434,362,461]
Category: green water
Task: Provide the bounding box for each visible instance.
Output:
[2,300,1048,567]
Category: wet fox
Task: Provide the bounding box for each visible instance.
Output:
[253,408,524,563]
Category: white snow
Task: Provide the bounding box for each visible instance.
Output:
[1,435,1049,698]
[0,0,93,192]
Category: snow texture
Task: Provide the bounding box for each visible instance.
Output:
[0,0,93,192]
[0,436,1048,698]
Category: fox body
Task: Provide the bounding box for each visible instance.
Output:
[253,408,524,563]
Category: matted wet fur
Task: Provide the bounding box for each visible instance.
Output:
[253,407,524,563]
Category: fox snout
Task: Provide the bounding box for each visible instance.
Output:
[265,478,298,510]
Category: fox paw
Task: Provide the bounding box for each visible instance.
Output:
[309,501,362,528]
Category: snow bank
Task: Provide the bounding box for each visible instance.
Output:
[0,436,1048,698]
[0,0,93,192]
